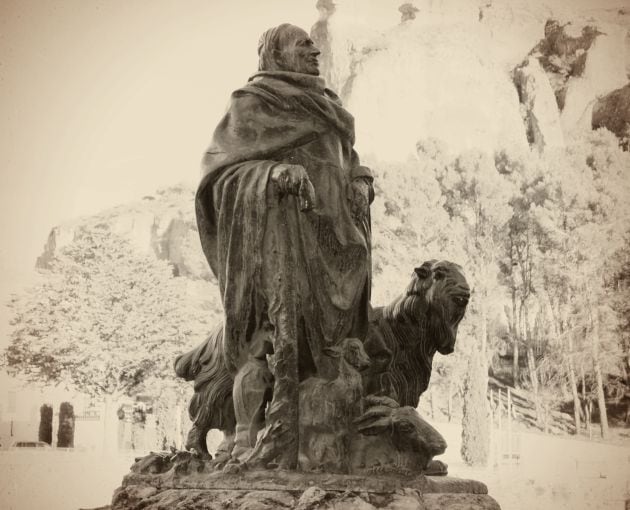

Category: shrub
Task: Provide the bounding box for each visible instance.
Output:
[38,404,53,445]
[57,402,75,448]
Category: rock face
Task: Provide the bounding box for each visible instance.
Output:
[112,486,501,510]
[532,20,604,111]
[513,56,565,151]
[312,0,529,160]
[592,82,630,149]
[36,186,212,282]
[311,0,630,158]
[110,453,501,510]
[519,17,629,142]
[35,186,220,318]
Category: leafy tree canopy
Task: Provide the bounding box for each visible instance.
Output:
[3,226,211,400]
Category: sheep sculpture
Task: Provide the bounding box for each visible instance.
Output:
[298,337,371,473]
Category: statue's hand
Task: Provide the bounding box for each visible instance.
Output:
[349,178,371,221]
[270,164,316,212]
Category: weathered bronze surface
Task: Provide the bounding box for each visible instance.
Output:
[173,23,473,476]
[193,23,374,471]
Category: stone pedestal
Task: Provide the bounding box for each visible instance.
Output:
[111,456,501,510]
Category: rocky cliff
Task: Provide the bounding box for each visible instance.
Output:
[37,186,209,280]
[36,185,220,314]
[311,0,630,157]
[593,82,630,148]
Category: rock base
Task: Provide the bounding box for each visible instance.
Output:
[111,465,501,510]
[113,486,499,510]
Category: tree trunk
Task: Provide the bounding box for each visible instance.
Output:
[509,268,520,386]
[580,364,592,438]
[480,299,488,360]
[429,387,436,419]
[526,345,541,423]
[567,334,581,434]
[593,361,609,439]
[518,300,526,392]
[511,290,519,386]
[568,362,581,434]
[102,393,120,455]
[512,340,519,387]
[102,395,112,454]
[591,311,609,439]
[447,380,453,422]
[521,298,542,424]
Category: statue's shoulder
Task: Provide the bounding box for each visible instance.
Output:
[223,86,273,118]
[229,79,284,111]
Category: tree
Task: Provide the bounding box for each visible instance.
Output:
[39,404,53,445]
[532,130,630,438]
[432,148,514,360]
[609,234,630,423]
[497,149,556,424]
[57,402,75,448]
[3,225,212,449]
[461,346,491,466]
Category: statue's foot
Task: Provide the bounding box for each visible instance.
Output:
[184,427,211,459]
[170,450,206,475]
[130,452,171,475]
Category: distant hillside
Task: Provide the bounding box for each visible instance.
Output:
[36,185,221,316]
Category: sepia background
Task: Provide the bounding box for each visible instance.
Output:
[1,0,629,509]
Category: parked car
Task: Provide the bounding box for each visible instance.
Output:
[9,440,52,450]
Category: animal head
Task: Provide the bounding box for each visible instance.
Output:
[324,338,371,371]
[384,260,470,355]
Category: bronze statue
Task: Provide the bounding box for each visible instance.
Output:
[114,22,501,510]
[175,260,470,473]
[176,20,473,475]
[193,23,373,469]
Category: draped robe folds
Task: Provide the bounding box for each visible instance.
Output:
[195,71,372,464]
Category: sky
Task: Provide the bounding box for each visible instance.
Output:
[0,0,318,338]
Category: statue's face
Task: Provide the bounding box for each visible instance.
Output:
[276,26,321,76]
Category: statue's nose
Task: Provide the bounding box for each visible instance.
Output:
[311,46,321,58]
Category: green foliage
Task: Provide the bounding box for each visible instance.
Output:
[461,347,490,466]
[38,404,53,445]
[57,402,75,448]
[3,226,211,400]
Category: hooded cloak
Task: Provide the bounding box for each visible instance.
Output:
[196,68,372,379]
